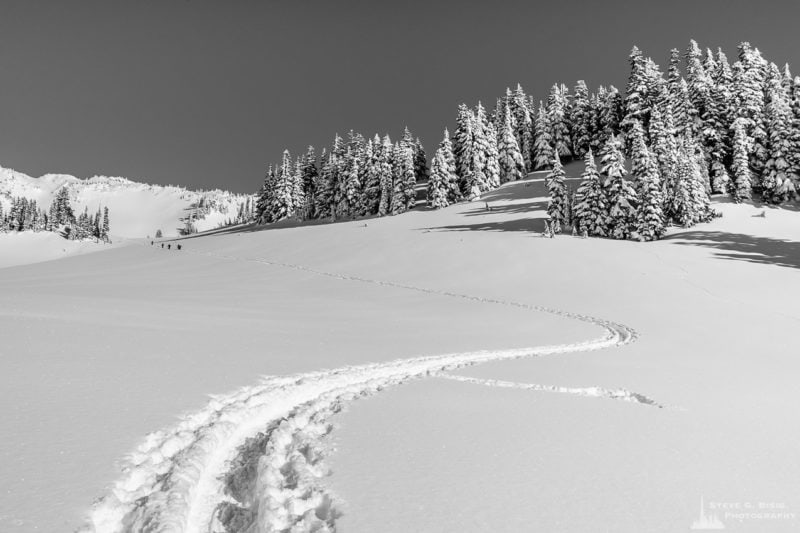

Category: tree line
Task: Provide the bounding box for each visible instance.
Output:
[254,128,428,224]
[0,187,111,241]
[255,40,798,239]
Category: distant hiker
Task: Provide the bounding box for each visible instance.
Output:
[167,244,171,250]
[177,244,182,251]
[151,241,154,246]
[161,243,164,249]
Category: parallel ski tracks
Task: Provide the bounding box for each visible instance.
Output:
[83,248,640,533]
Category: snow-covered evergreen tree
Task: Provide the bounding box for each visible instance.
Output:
[730,117,753,202]
[547,84,572,158]
[761,64,797,203]
[600,136,637,239]
[497,103,525,183]
[511,84,534,171]
[570,80,593,157]
[685,40,711,131]
[453,104,475,192]
[402,144,417,211]
[790,76,800,172]
[632,135,666,241]
[378,135,394,216]
[546,155,568,233]
[597,86,623,146]
[315,151,336,219]
[438,129,461,204]
[270,150,297,221]
[621,46,649,143]
[413,137,429,183]
[361,139,381,215]
[533,100,553,170]
[102,207,110,241]
[735,42,768,175]
[339,150,361,217]
[573,149,608,236]
[427,133,456,209]
[300,146,318,218]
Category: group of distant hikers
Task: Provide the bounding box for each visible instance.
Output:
[151,241,182,251]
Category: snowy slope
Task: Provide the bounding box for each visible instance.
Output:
[0,169,799,532]
[0,231,122,269]
[0,165,253,238]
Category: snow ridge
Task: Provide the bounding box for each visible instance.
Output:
[82,254,638,533]
[0,165,253,238]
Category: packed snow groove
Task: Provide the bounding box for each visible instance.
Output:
[437,373,666,408]
[83,251,638,533]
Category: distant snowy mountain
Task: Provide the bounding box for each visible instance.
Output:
[0,165,254,238]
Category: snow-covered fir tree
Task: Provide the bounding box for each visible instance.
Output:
[453,104,475,193]
[570,80,593,157]
[621,46,649,143]
[511,84,534,171]
[632,136,666,241]
[573,149,608,236]
[315,151,335,220]
[378,135,394,216]
[547,84,572,158]
[761,63,797,203]
[340,150,361,217]
[427,132,458,209]
[546,154,568,233]
[270,150,298,221]
[361,139,381,215]
[730,117,753,202]
[497,103,525,183]
[413,137,429,183]
[600,136,637,239]
[438,129,461,204]
[402,144,418,211]
[533,100,554,169]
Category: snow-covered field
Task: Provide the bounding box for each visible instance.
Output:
[0,165,252,238]
[1,170,798,532]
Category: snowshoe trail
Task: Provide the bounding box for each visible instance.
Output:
[82,249,641,533]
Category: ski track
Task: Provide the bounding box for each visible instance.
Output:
[436,373,667,408]
[82,247,640,533]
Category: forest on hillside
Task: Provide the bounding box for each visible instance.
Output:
[253,40,799,241]
[0,187,111,242]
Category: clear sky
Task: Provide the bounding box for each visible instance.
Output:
[1,0,798,193]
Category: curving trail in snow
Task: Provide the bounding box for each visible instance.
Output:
[82,250,640,533]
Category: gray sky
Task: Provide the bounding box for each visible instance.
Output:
[1,0,798,193]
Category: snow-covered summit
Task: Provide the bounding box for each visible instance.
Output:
[0,165,253,238]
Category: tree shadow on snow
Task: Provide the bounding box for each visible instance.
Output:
[663,231,800,270]
[459,199,549,217]
[421,217,549,234]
